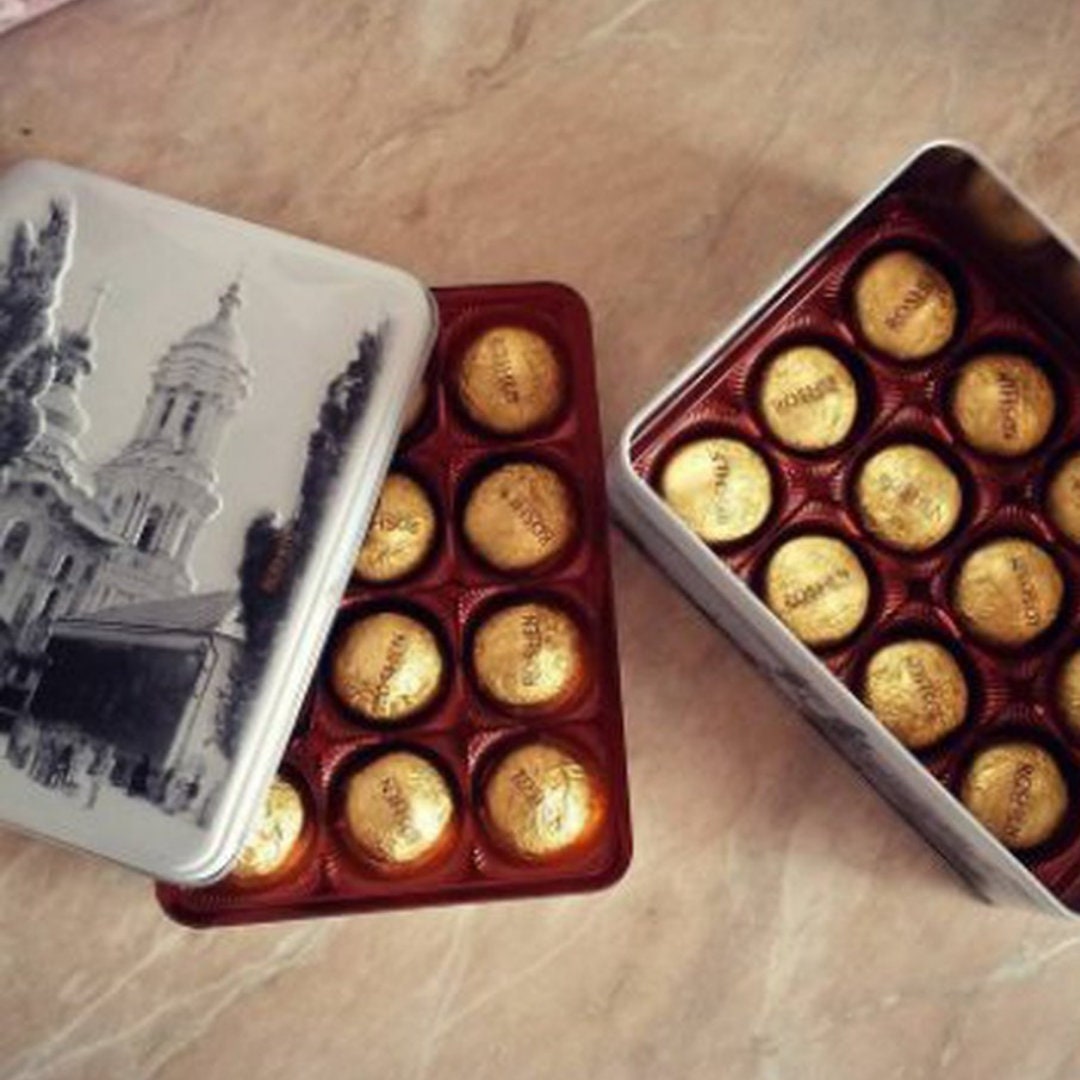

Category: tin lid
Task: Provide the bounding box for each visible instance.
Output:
[0,160,436,883]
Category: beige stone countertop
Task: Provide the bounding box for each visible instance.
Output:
[4,2,1080,1078]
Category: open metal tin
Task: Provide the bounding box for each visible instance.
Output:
[610,141,1080,917]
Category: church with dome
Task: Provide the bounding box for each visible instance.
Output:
[0,279,249,646]
[0,278,252,797]
[0,188,387,829]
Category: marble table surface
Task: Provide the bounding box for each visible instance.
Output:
[4,2,1080,1077]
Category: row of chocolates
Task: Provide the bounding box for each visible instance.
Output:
[661,430,1080,553]
[721,336,1063,463]
[230,735,605,887]
[328,599,588,722]
[351,458,580,583]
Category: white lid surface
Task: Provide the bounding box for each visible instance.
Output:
[0,160,436,882]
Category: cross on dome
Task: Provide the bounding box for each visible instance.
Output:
[167,278,252,391]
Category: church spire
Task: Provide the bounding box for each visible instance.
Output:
[26,285,106,491]
[92,279,252,603]
[54,284,107,387]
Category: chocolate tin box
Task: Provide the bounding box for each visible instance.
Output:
[609,141,1080,916]
[157,283,633,925]
[0,159,436,884]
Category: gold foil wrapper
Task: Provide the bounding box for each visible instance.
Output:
[951,352,1055,457]
[757,344,859,451]
[853,249,957,360]
[1056,651,1080,736]
[659,436,772,544]
[458,326,565,435]
[331,611,444,722]
[483,741,605,861]
[862,639,968,749]
[344,751,456,871]
[763,534,870,648]
[854,443,963,552]
[463,461,577,572]
[1047,451,1080,544]
[953,537,1063,648]
[960,742,1068,850]
[230,776,307,885]
[473,601,587,710]
[353,472,438,584]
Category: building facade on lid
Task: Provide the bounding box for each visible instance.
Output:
[0,279,250,707]
[93,279,250,610]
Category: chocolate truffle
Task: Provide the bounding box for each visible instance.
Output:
[951,352,1055,457]
[482,741,605,861]
[472,601,587,711]
[854,443,963,552]
[1047,451,1080,544]
[463,461,577,573]
[757,344,859,452]
[230,776,307,885]
[344,751,456,871]
[331,611,444,723]
[457,326,565,435]
[960,742,1068,850]
[353,472,437,584]
[953,537,1063,648]
[763,534,870,649]
[862,639,968,749]
[852,249,957,360]
[1056,650,1080,736]
[659,436,772,545]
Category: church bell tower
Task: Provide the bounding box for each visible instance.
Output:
[91,281,251,608]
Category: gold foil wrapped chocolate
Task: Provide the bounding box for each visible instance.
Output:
[757,344,859,452]
[862,639,968,749]
[353,473,437,584]
[854,443,963,552]
[473,601,587,710]
[230,776,307,886]
[951,352,1055,457]
[853,249,957,360]
[659,436,772,545]
[344,751,456,871]
[1047,451,1080,544]
[763,534,870,648]
[960,742,1068,850]
[463,461,577,572]
[457,326,566,435]
[952,537,1063,648]
[331,611,445,723]
[483,741,604,861]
